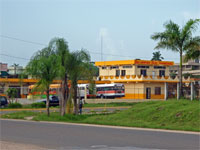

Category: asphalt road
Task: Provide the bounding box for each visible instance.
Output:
[0,119,199,150]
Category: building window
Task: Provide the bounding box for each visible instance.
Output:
[186,65,191,68]
[102,66,107,69]
[155,87,161,95]
[116,70,120,76]
[137,66,149,68]
[152,71,155,78]
[110,66,119,69]
[123,65,132,68]
[121,70,126,76]
[141,70,147,76]
[159,70,165,77]
[154,66,166,69]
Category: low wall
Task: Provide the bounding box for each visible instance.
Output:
[85,99,164,104]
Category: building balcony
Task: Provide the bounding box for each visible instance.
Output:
[99,75,191,83]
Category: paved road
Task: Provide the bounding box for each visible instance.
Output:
[1,119,199,150]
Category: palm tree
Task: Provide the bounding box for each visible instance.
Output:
[151,51,164,61]
[67,49,91,115]
[12,63,19,75]
[151,19,200,99]
[49,38,70,116]
[184,45,200,62]
[26,47,58,116]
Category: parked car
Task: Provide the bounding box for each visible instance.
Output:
[37,95,59,107]
[0,96,8,108]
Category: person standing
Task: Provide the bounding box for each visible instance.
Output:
[79,99,83,114]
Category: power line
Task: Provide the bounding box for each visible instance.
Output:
[0,53,30,61]
[0,35,179,60]
[0,35,46,46]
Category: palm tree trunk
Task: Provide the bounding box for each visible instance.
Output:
[179,51,183,99]
[61,73,68,116]
[73,84,78,115]
[46,88,50,117]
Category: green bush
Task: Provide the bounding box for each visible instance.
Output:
[8,103,22,108]
[31,102,46,108]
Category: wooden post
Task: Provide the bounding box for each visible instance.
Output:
[177,82,180,100]
[164,82,168,100]
[191,82,194,101]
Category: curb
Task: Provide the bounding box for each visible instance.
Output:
[1,118,199,135]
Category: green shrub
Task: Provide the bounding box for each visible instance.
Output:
[8,103,22,108]
[31,102,46,108]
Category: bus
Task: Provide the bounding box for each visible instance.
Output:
[28,84,94,99]
[77,84,96,99]
[28,84,61,98]
[28,83,125,99]
[96,83,125,98]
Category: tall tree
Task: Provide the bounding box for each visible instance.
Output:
[184,45,200,62]
[26,47,58,116]
[151,19,200,99]
[151,51,164,61]
[67,49,91,115]
[49,38,70,116]
[12,63,19,75]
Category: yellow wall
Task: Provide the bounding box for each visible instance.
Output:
[121,82,165,99]
[99,65,136,77]
[99,64,170,77]
[135,65,170,77]
[144,82,164,99]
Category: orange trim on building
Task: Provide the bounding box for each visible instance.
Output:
[151,94,164,99]
[0,78,111,84]
[119,94,164,99]
[0,78,61,83]
[122,93,146,99]
[95,60,174,66]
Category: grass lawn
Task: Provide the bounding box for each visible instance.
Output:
[1,99,200,132]
[0,102,136,109]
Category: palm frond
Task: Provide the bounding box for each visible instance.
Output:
[183,36,200,50]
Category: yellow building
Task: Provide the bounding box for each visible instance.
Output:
[95,59,191,100]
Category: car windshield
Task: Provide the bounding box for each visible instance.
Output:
[0,97,6,102]
[51,96,58,101]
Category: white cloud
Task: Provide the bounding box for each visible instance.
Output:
[98,27,117,61]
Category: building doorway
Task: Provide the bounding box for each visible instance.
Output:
[146,87,151,99]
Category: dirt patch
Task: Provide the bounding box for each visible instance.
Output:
[0,141,47,150]
[24,116,34,120]
[175,112,182,118]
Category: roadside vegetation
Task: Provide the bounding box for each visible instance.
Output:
[151,19,200,98]
[25,38,96,116]
[1,100,199,132]
[0,101,135,109]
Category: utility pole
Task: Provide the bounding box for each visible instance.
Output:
[101,35,103,61]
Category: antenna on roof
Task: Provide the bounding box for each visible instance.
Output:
[101,35,103,61]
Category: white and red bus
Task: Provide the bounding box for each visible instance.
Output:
[96,83,125,98]
[78,84,96,99]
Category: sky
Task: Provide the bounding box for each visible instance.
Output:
[0,0,200,67]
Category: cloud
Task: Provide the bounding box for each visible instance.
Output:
[98,27,117,61]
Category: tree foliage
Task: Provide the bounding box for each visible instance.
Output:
[66,49,91,114]
[26,47,59,116]
[151,19,200,98]
[6,88,18,103]
[27,37,94,116]
[151,51,164,61]
[49,38,70,116]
